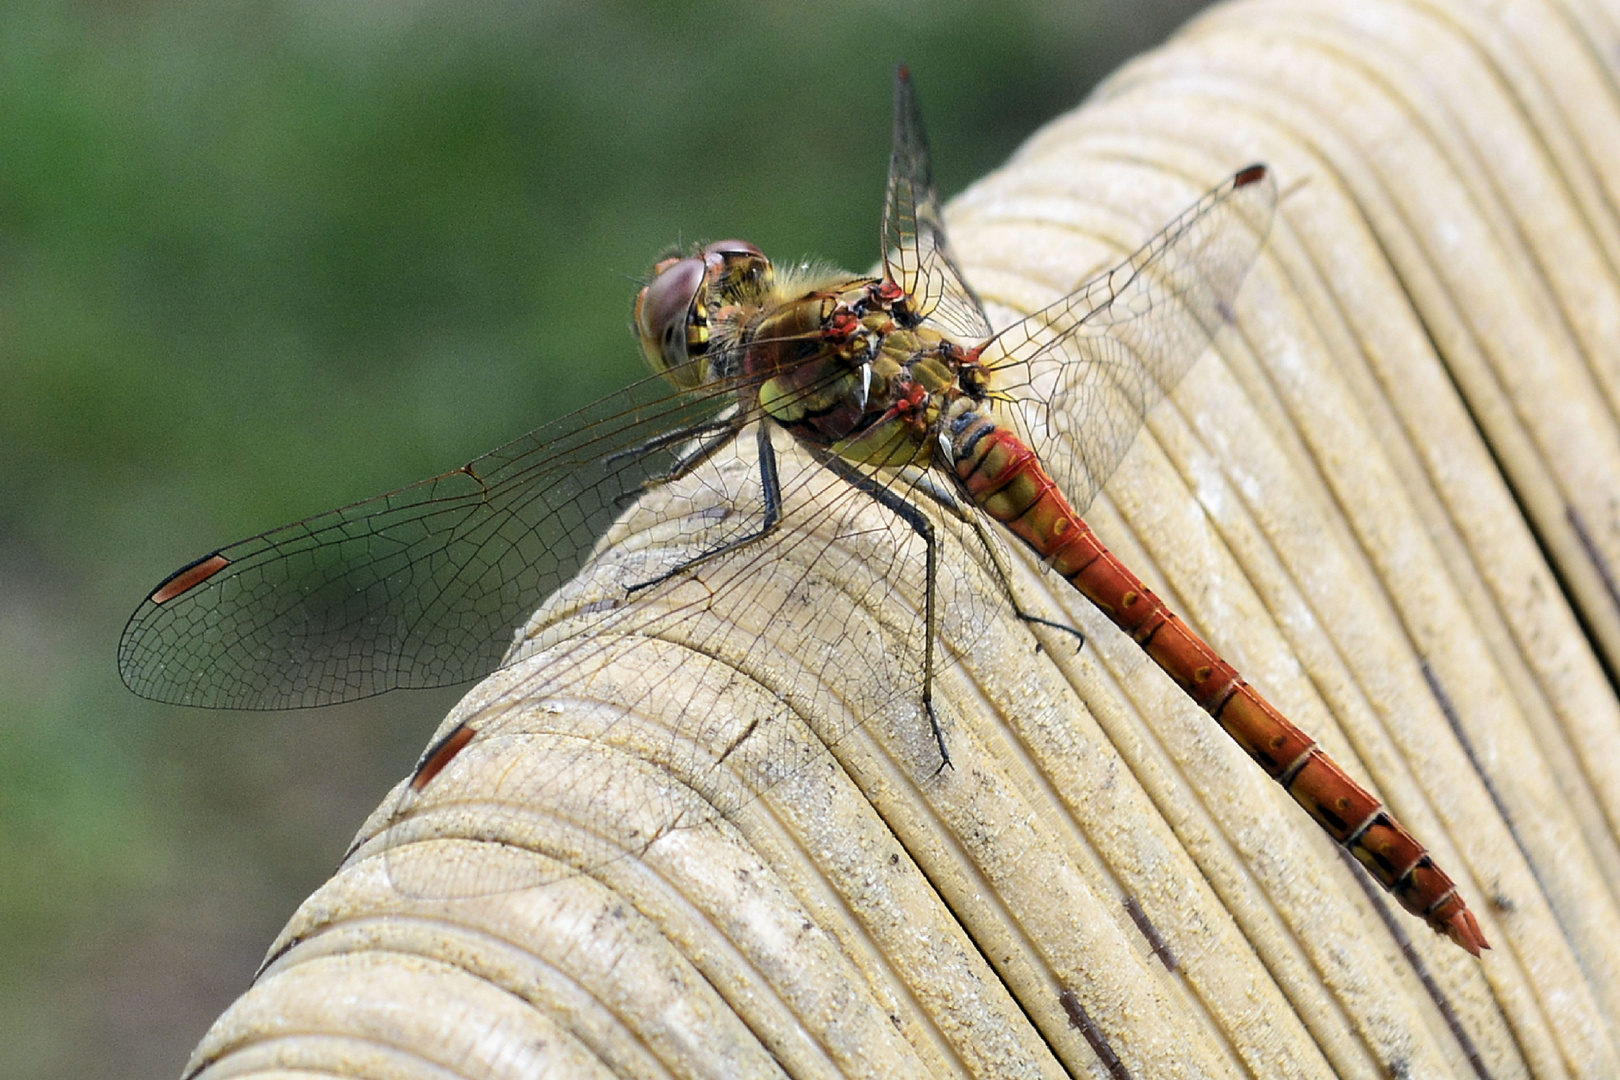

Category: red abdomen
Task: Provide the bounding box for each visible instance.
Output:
[946,410,1487,954]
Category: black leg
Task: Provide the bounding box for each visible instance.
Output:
[814,453,952,772]
[626,422,784,595]
[608,415,745,508]
[937,483,1086,654]
[1016,612,1085,651]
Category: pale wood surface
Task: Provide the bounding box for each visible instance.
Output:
[185,0,1620,1076]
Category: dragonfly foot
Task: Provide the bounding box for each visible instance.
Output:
[926,701,953,774]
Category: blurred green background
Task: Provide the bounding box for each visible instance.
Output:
[1,1,1214,1076]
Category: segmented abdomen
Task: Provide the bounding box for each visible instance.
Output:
[948,411,1487,954]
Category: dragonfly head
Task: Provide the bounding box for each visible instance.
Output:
[636,240,773,391]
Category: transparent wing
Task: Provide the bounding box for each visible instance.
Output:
[118,363,749,710]
[376,416,997,899]
[120,336,995,899]
[979,164,1278,514]
[881,65,993,342]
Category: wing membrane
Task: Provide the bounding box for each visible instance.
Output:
[881,66,992,342]
[118,364,746,709]
[377,415,982,898]
[979,164,1278,513]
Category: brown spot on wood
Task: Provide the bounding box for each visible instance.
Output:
[1123,895,1179,972]
[718,717,762,765]
[1058,989,1133,1080]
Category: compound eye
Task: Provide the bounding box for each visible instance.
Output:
[635,255,706,374]
[703,239,771,301]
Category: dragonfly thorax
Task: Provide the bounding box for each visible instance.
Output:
[746,278,978,470]
[638,238,986,473]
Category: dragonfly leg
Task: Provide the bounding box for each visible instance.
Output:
[608,414,746,507]
[625,421,783,594]
[931,480,1086,653]
[1016,612,1086,651]
[812,453,950,772]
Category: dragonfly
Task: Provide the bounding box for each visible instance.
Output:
[120,68,1487,956]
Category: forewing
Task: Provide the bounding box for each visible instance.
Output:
[377,413,994,899]
[981,165,1278,513]
[121,330,980,898]
[118,363,745,710]
[882,66,992,342]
